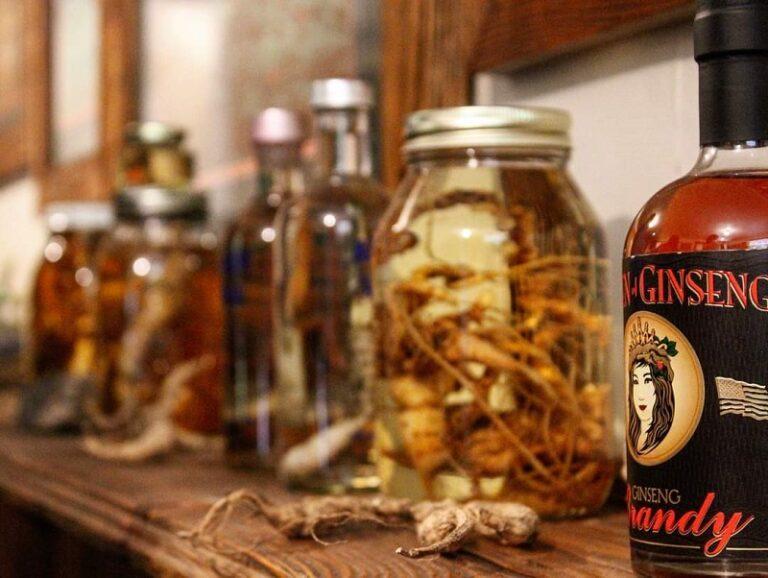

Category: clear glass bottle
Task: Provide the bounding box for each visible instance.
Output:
[94,187,224,435]
[24,202,112,430]
[273,79,387,491]
[372,106,615,517]
[625,2,768,576]
[117,121,194,189]
[224,108,305,468]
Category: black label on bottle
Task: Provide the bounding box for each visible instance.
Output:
[624,251,768,559]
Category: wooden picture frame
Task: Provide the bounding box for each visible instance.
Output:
[380,0,695,188]
[23,0,140,203]
[0,1,31,184]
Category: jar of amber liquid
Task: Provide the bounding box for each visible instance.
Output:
[95,187,223,434]
[372,106,615,517]
[31,202,112,384]
[117,122,194,189]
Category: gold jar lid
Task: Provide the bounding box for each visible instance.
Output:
[45,201,113,232]
[124,121,185,147]
[404,105,571,153]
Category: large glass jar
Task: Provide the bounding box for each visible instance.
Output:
[372,106,615,517]
[94,187,223,435]
[32,202,112,380]
[23,202,112,431]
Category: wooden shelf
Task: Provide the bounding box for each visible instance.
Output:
[0,426,632,577]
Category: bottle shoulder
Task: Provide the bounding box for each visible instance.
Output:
[279,179,388,218]
[625,173,768,256]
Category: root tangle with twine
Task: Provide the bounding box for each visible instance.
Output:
[181,490,538,559]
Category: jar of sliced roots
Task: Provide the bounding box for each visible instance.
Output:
[371,106,615,517]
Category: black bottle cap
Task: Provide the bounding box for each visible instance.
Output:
[695,0,768,145]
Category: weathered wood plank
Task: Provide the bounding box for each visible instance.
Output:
[0,427,631,577]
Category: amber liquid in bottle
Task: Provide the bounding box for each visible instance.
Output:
[626,174,768,257]
[224,143,304,468]
[96,219,224,434]
[625,154,768,578]
[32,230,103,379]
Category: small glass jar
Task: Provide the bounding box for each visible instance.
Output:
[28,201,113,408]
[30,202,112,385]
[94,187,223,434]
[117,121,194,189]
[372,106,615,517]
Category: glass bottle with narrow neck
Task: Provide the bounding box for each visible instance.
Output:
[624,2,768,575]
[273,79,387,492]
[224,108,304,469]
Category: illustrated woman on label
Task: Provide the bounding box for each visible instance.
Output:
[628,321,677,456]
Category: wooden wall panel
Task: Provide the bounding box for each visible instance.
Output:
[0,1,40,184]
[380,0,695,188]
[43,0,140,203]
[22,0,140,204]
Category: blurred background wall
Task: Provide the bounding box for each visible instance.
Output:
[0,0,378,323]
[0,4,697,418]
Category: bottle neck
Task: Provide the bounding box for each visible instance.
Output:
[254,144,303,208]
[699,55,768,146]
[312,108,372,181]
[690,141,768,177]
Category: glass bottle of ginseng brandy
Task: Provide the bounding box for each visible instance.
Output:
[224,108,305,469]
[273,79,387,492]
[625,1,768,575]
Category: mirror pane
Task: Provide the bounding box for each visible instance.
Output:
[51,0,102,164]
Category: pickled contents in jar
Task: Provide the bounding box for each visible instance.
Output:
[118,141,193,189]
[374,170,615,517]
[32,231,102,378]
[275,182,384,490]
[97,242,224,434]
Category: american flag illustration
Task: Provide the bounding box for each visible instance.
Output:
[716,377,768,421]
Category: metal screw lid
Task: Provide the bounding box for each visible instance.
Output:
[404,105,571,153]
[252,108,304,145]
[115,186,208,222]
[124,121,185,147]
[45,201,114,232]
[310,78,374,110]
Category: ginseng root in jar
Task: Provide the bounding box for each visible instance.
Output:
[94,187,224,435]
[371,106,616,517]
